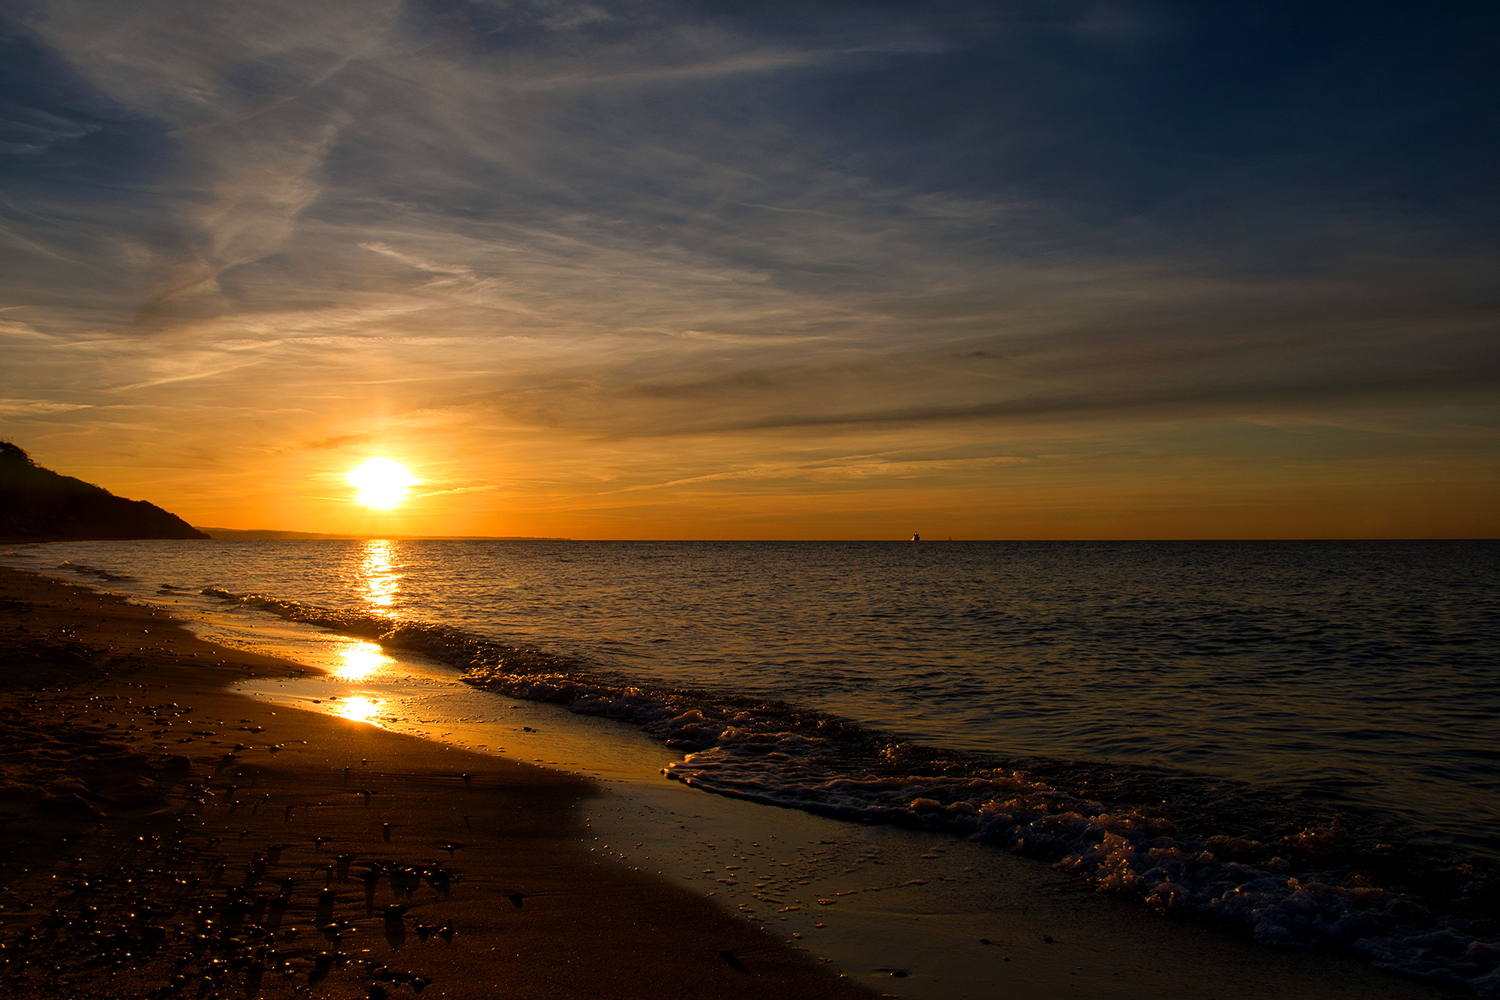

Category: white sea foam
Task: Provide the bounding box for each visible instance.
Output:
[8,539,1497,996]
[187,586,1500,996]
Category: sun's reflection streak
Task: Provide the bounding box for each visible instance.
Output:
[337,695,384,724]
[335,641,391,681]
[361,539,401,609]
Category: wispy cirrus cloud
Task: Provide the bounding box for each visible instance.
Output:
[0,0,1496,536]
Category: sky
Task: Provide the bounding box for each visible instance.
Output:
[1,0,1496,539]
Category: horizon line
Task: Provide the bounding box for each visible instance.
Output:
[190,529,1496,543]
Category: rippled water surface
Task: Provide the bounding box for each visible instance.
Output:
[16,539,1500,859]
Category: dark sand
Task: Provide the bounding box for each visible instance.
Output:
[0,564,1463,1000]
[0,566,878,999]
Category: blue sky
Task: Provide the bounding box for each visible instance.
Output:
[1,1,1496,537]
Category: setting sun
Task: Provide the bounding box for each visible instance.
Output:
[347,458,417,510]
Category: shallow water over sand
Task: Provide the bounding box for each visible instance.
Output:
[16,539,1498,858]
[7,539,1498,995]
[206,619,1447,1000]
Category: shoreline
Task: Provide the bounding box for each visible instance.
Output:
[0,561,1467,999]
[0,565,876,999]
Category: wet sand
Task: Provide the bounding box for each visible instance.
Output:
[0,563,1462,1000]
[0,565,877,999]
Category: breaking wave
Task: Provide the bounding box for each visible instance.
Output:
[199,586,1500,996]
[56,560,134,582]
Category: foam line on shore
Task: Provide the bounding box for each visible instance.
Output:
[191,584,1500,997]
[0,566,878,1000]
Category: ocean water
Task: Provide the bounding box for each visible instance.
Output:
[7,539,1499,995]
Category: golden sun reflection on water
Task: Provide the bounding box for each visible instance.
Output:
[337,695,384,724]
[335,641,391,681]
[361,539,401,608]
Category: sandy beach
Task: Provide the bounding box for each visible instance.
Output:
[0,561,1470,1000]
[0,565,879,999]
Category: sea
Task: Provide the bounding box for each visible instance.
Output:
[4,539,1497,996]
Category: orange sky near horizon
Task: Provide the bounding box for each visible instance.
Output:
[2,2,1496,540]
[23,425,1496,540]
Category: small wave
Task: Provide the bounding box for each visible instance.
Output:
[57,560,133,582]
[200,586,1500,996]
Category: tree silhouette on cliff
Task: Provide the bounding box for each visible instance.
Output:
[0,442,207,541]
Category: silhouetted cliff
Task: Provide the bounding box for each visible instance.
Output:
[0,442,208,541]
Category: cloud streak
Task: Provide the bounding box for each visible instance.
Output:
[0,0,1496,536]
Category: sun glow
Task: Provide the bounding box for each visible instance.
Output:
[347,458,417,509]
